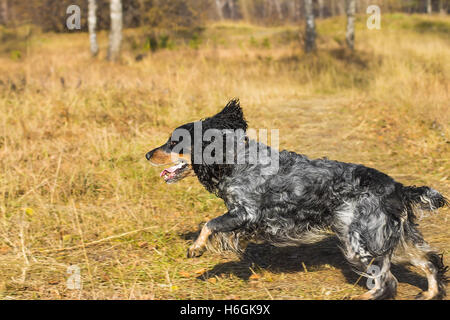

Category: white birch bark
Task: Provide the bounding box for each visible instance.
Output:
[318,0,324,18]
[273,0,283,19]
[304,0,316,53]
[439,0,445,14]
[0,0,8,25]
[346,0,356,50]
[337,0,345,15]
[215,0,224,19]
[108,0,123,61]
[88,0,99,56]
[331,0,337,16]
[227,0,236,19]
[294,0,302,20]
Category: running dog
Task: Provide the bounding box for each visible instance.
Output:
[146,99,448,299]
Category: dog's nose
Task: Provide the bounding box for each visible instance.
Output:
[145,150,154,161]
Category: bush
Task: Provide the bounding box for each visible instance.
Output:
[145,0,209,32]
[8,0,209,33]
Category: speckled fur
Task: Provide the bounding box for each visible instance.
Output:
[151,100,449,299]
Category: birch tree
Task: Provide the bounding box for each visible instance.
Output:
[108,0,123,62]
[318,0,324,18]
[331,0,337,16]
[272,0,283,20]
[227,0,236,19]
[88,0,99,56]
[439,0,445,14]
[238,0,250,21]
[293,0,302,21]
[215,0,224,19]
[337,0,345,15]
[427,0,432,14]
[304,0,316,53]
[345,0,356,50]
[0,0,8,25]
[215,0,236,19]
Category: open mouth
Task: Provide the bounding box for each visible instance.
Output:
[159,161,189,183]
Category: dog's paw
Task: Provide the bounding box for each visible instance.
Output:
[349,292,375,300]
[187,245,205,258]
[415,291,437,300]
[415,292,425,300]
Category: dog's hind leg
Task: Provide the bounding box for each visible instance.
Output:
[334,201,398,299]
[353,257,397,300]
[341,234,398,300]
[393,223,448,299]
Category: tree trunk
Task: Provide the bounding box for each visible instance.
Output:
[215,0,224,19]
[304,0,316,53]
[88,0,99,57]
[317,0,324,18]
[0,0,8,25]
[331,0,337,16]
[264,0,282,20]
[263,0,270,19]
[439,0,445,14]
[226,0,236,19]
[238,0,250,21]
[427,0,432,14]
[273,0,283,19]
[365,0,370,13]
[294,0,302,20]
[286,0,296,21]
[345,0,356,50]
[337,0,345,15]
[108,0,123,61]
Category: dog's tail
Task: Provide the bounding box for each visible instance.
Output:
[402,185,448,219]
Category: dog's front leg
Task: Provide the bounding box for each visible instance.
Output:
[187,208,248,258]
[187,223,212,258]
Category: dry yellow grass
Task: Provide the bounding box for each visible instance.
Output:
[0,14,448,299]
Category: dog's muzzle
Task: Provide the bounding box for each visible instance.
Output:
[145,150,154,161]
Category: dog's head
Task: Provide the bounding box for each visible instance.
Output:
[146,99,247,184]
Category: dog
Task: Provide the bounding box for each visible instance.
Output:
[146,99,448,300]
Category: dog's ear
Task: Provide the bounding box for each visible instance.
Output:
[206,98,248,131]
[216,99,245,121]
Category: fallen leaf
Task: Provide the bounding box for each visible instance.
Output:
[249,274,261,280]
[0,246,10,254]
[101,274,110,282]
[25,207,34,217]
[208,277,217,284]
[264,275,273,282]
[194,268,206,275]
[179,271,191,278]
[48,279,60,285]
[137,241,148,248]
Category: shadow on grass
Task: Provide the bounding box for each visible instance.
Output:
[276,47,381,70]
[327,48,375,69]
[413,20,450,35]
[181,231,427,292]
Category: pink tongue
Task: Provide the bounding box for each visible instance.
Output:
[160,166,177,177]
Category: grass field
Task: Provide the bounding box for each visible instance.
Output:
[0,14,449,299]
